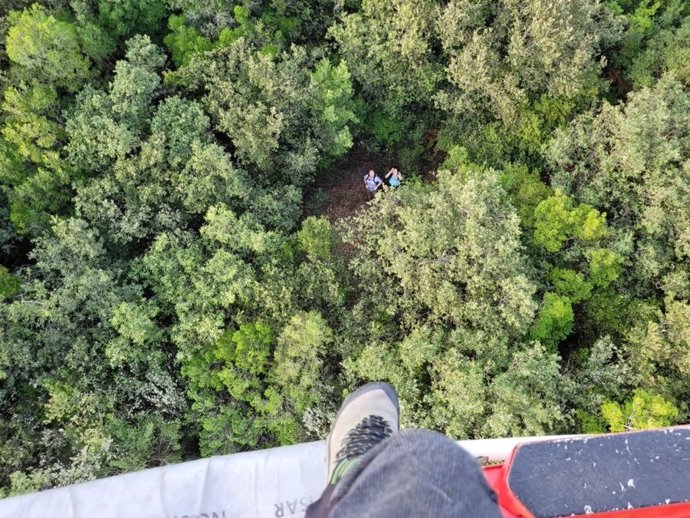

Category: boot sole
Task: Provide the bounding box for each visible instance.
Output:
[326,382,400,477]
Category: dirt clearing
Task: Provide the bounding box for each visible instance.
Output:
[303,148,385,222]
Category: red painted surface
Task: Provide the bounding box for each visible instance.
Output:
[482,449,690,518]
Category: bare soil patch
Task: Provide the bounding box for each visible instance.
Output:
[303,141,443,223]
[304,147,387,222]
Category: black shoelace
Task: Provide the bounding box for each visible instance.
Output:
[336,415,393,462]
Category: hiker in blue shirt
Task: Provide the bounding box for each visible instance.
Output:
[385,167,402,188]
[363,170,383,199]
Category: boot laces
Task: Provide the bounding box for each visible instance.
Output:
[336,415,393,461]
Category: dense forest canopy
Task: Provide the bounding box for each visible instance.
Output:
[0,0,689,496]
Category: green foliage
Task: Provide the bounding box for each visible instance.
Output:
[172,39,356,188]
[0,264,20,299]
[6,4,92,92]
[337,169,578,438]
[530,292,575,348]
[309,59,356,161]
[0,3,130,236]
[0,190,20,258]
[344,168,537,339]
[2,82,63,169]
[97,0,167,39]
[422,348,487,438]
[107,415,182,472]
[568,336,634,419]
[436,0,621,163]
[601,389,679,432]
[0,216,185,493]
[66,35,165,174]
[74,21,116,66]
[628,16,690,88]
[213,5,294,55]
[297,216,337,260]
[582,290,645,339]
[550,268,593,303]
[216,323,273,399]
[164,3,306,68]
[364,107,409,148]
[576,409,607,434]
[201,206,280,255]
[500,163,553,228]
[182,312,334,451]
[164,14,213,66]
[329,0,442,119]
[634,299,690,386]
[167,0,334,46]
[1,0,689,497]
[546,76,690,298]
[272,311,333,419]
[533,190,607,252]
[0,80,70,233]
[485,343,568,436]
[606,0,689,86]
[588,248,623,287]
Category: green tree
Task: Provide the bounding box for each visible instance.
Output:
[297,216,338,260]
[601,389,679,432]
[530,292,575,348]
[329,0,441,118]
[171,39,356,189]
[164,14,213,66]
[66,35,165,175]
[499,162,553,229]
[267,311,334,442]
[340,168,550,437]
[0,4,123,235]
[606,0,689,88]
[546,76,690,299]
[0,217,185,493]
[485,343,569,436]
[68,37,251,248]
[530,189,621,349]
[0,264,19,300]
[628,15,690,88]
[0,82,70,233]
[97,0,168,39]
[436,0,621,162]
[533,190,607,253]
[627,299,690,407]
[423,349,488,438]
[5,4,92,92]
[344,168,537,339]
[550,268,593,304]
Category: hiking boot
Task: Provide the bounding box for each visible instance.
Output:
[326,382,399,484]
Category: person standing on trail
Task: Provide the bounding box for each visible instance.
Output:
[363,170,383,199]
[385,167,402,188]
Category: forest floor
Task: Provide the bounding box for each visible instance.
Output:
[304,147,384,222]
[304,143,442,223]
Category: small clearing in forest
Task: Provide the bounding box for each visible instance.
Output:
[304,148,383,222]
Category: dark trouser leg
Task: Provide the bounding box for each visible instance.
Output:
[306,429,502,518]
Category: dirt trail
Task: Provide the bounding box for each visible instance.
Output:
[304,143,441,223]
[304,148,386,222]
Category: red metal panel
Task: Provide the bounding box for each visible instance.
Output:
[482,427,690,518]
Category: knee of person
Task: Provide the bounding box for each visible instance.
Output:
[399,429,459,447]
[398,430,479,466]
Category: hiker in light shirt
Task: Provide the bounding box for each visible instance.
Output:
[363,170,383,199]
